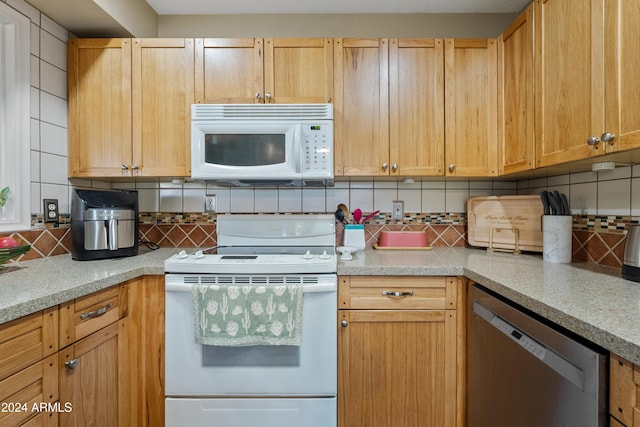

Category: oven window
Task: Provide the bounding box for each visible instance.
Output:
[203,345,300,367]
[204,134,286,166]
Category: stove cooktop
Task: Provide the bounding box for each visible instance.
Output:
[164,246,337,275]
[164,214,338,275]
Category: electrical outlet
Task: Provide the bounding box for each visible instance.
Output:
[204,195,216,212]
[44,199,59,223]
[392,200,404,220]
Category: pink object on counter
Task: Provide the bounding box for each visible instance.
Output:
[377,231,428,247]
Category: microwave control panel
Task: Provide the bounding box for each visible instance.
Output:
[302,123,333,175]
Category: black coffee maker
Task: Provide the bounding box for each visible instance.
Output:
[71,189,139,261]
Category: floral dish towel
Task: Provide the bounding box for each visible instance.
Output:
[192,284,303,346]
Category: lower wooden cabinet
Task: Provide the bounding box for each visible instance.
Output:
[58,320,129,427]
[610,353,640,427]
[0,276,165,427]
[338,276,465,427]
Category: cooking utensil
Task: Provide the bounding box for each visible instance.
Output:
[559,193,570,215]
[547,191,562,215]
[353,208,362,224]
[334,209,346,224]
[540,191,551,216]
[338,204,349,223]
[361,210,380,224]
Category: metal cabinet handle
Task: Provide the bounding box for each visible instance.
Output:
[381,290,414,297]
[65,359,79,370]
[601,132,615,143]
[255,92,261,100]
[131,164,139,170]
[121,164,128,170]
[265,92,272,101]
[448,164,455,173]
[391,163,398,172]
[382,162,389,171]
[80,302,113,320]
[587,136,601,146]
[341,320,348,327]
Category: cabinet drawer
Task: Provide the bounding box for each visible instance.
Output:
[59,283,128,348]
[0,354,58,427]
[338,276,457,310]
[0,308,58,382]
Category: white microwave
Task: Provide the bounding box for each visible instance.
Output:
[191,104,334,186]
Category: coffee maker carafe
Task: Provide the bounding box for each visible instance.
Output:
[71,189,139,261]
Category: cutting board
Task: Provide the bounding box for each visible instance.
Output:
[467,195,544,252]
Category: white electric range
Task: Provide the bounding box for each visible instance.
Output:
[164,214,337,427]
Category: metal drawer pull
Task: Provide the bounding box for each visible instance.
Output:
[381,290,414,297]
[80,302,113,320]
[65,359,79,370]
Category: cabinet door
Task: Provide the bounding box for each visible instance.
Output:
[195,38,263,104]
[389,39,445,176]
[0,307,58,382]
[535,0,605,166]
[264,38,333,104]
[444,39,498,176]
[59,320,130,427]
[610,353,636,427]
[132,39,194,177]
[0,354,58,427]
[334,38,389,176]
[68,39,132,177]
[498,5,535,175]
[604,0,640,153]
[338,309,457,427]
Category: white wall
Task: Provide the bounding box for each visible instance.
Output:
[4,0,70,220]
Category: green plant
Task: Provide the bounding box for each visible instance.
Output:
[0,186,8,208]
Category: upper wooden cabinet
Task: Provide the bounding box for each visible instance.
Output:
[445,38,498,176]
[335,38,445,177]
[334,38,389,176]
[132,39,194,177]
[390,39,445,176]
[68,39,132,178]
[498,5,535,175]
[195,38,333,104]
[604,0,640,153]
[534,0,604,166]
[68,38,194,178]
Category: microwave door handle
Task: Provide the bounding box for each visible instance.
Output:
[107,218,119,250]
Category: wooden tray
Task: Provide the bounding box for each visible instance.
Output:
[373,244,432,250]
[467,195,543,253]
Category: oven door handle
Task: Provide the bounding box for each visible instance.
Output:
[165,282,337,293]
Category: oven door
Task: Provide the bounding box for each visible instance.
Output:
[191,122,301,180]
[165,274,337,396]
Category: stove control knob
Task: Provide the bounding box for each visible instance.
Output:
[193,250,204,259]
[177,250,188,259]
[320,250,330,259]
[303,250,313,259]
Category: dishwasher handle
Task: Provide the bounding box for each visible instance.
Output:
[473,300,585,390]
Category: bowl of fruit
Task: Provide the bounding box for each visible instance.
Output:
[0,237,31,268]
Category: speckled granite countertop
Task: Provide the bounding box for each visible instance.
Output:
[1,246,639,365]
[0,248,181,325]
[339,247,640,365]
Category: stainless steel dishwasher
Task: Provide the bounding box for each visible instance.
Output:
[468,284,607,427]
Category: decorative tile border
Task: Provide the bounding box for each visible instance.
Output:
[0,213,635,270]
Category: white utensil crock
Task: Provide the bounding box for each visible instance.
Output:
[543,215,572,263]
